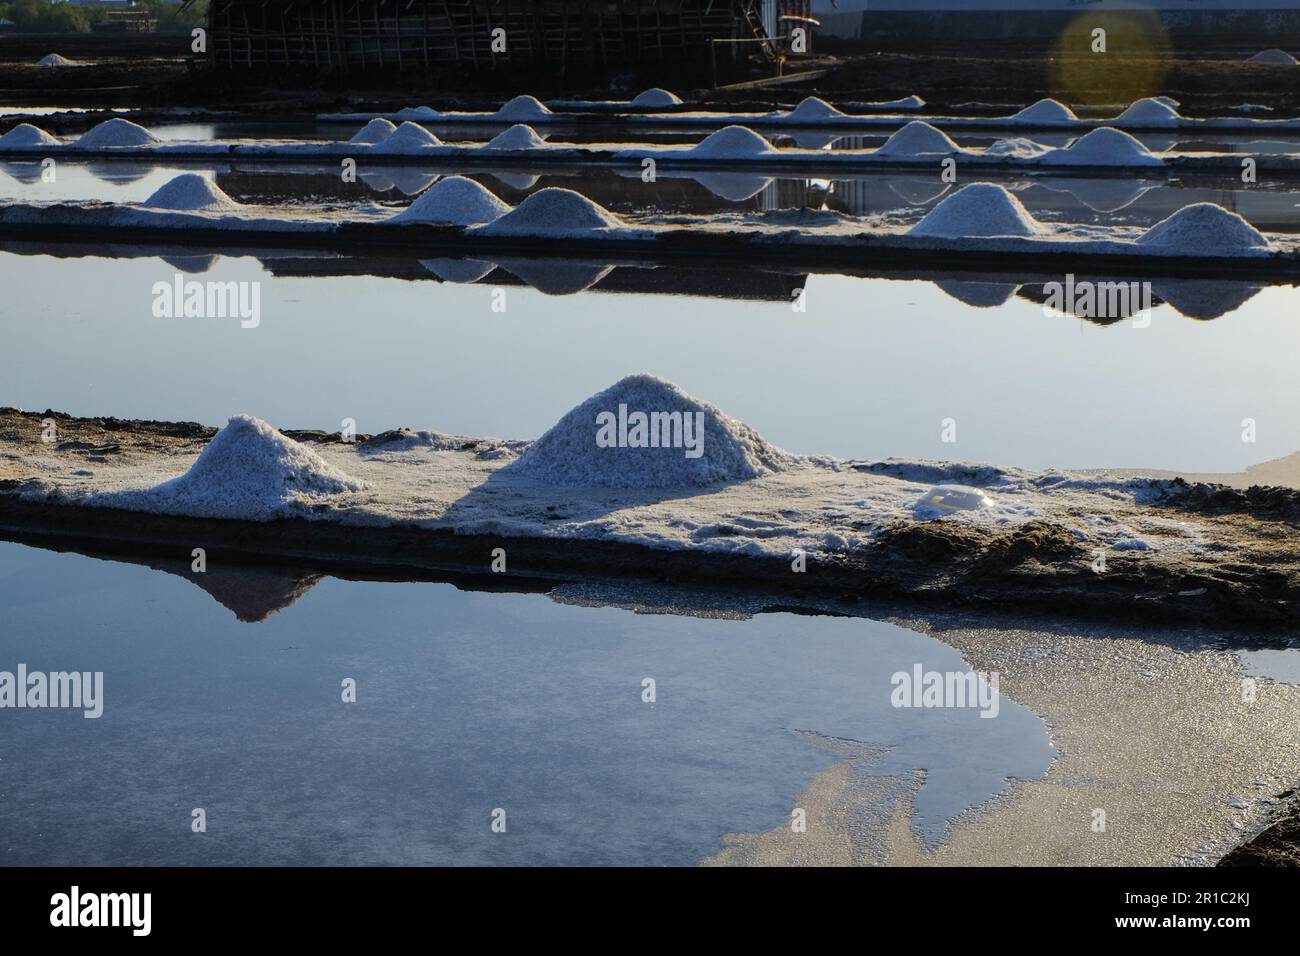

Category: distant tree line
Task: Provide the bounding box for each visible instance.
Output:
[0,0,208,33]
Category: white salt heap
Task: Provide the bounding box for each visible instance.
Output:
[390,176,511,225]
[984,137,1052,159]
[38,53,76,67]
[369,121,441,154]
[73,118,158,148]
[630,88,682,107]
[142,173,239,212]
[485,123,546,150]
[685,125,778,159]
[92,415,363,521]
[0,123,61,147]
[349,117,397,144]
[1114,97,1181,126]
[909,183,1042,239]
[1248,48,1298,65]
[875,121,961,157]
[1136,203,1271,255]
[1008,99,1079,123]
[476,187,621,237]
[494,95,552,121]
[786,96,845,121]
[1042,127,1161,166]
[505,373,790,488]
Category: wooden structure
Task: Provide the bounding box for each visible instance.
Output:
[202,0,777,73]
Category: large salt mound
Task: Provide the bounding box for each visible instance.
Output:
[685,125,778,159]
[38,54,76,67]
[504,374,789,488]
[1008,99,1079,123]
[95,415,363,521]
[1114,97,1181,126]
[143,173,239,212]
[0,123,61,147]
[494,94,552,121]
[875,121,961,157]
[390,176,511,225]
[369,121,441,154]
[786,96,845,121]
[349,117,397,144]
[74,118,158,148]
[1248,48,1298,65]
[1042,127,1161,166]
[630,88,682,107]
[1136,203,1270,255]
[485,123,546,150]
[909,183,1041,239]
[476,187,621,237]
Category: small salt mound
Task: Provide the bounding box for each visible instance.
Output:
[494,95,553,121]
[875,121,961,157]
[909,183,1042,239]
[786,96,845,121]
[890,94,926,110]
[484,123,546,150]
[349,117,397,144]
[96,415,363,521]
[1114,97,1181,126]
[685,125,778,159]
[1042,127,1161,166]
[142,173,239,212]
[505,373,789,488]
[1248,48,1298,65]
[1008,98,1079,123]
[984,137,1052,159]
[38,53,76,67]
[74,118,158,148]
[476,187,621,237]
[390,176,511,225]
[0,123,60,147]
[915,484,993,516]
[1136,203,1270,255]
[1153,95,1181,108]
[369,121,441,154]
[630,88,682,108]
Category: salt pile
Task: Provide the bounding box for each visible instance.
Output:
[504,373,789,488]
[0,123,61,148]
[786,96,846,121]
[1042,127,1161,166]
[73,118,158,148]
[1136,203,1271,255]
[983,137,1052,159]
[348,117,397,144]
[142,173,239,212]
[909,183,1042,239]
[494,95,553,121]
[93,415,363,521]
[1248,49,1298,65]
[1153,96,1181,108]
[1007,99,1079,124]
[395,106,441,120]
[476,187,621,237]
[390,176,511,225]
[685,125,778,159]
[1114,97,1181,126]
[369,121,442,154]
[875,121,961,157]
[630,88,682,107]
[485,123,547,150]
[37,54,76,67]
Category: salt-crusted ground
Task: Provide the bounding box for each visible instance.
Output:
[2,402,1297,630]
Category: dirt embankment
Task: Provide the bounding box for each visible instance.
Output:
[2,407,1299,638]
